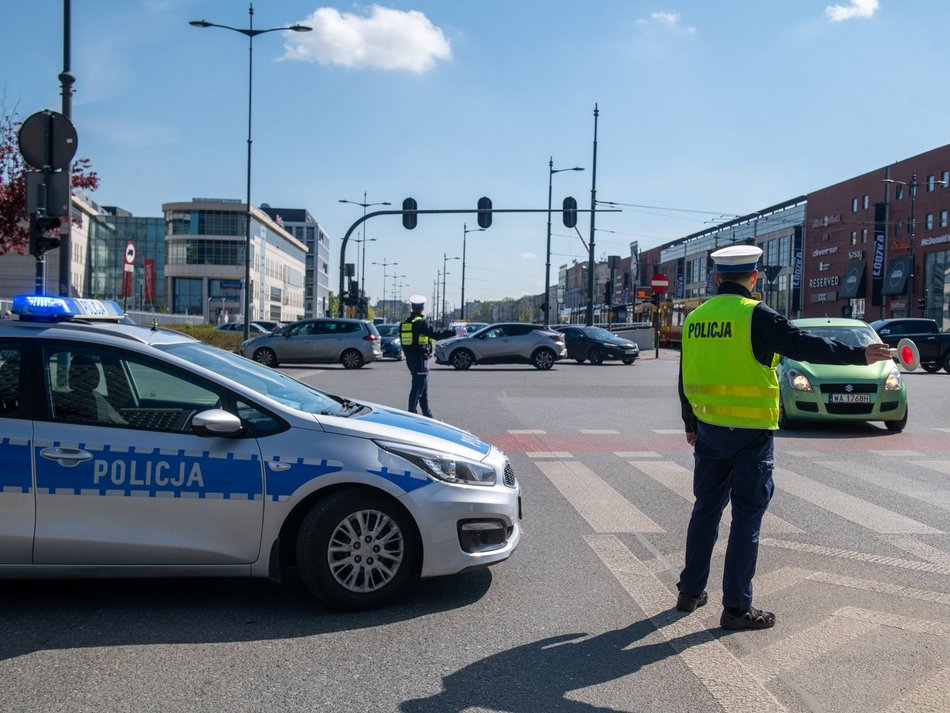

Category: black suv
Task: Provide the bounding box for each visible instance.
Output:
[868,318,950,373]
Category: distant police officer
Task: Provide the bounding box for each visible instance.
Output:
[400,295,455,418]
[676,245,892,630]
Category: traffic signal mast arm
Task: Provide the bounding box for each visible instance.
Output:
[336,204,617,316]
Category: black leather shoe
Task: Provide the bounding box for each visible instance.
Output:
[676,590,708,612]
[720,606,776,630]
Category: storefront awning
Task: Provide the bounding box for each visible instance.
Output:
[881,256,911,295]
[839,262,865,298]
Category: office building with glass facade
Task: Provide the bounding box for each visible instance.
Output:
[259,205,331,317]
[162,198,307,323]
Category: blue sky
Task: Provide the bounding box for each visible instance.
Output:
[2,0,948,306]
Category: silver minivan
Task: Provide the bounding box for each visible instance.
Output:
[241,318,382,368]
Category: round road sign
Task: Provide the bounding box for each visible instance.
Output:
[650,273,670,294]
[17,110,78,170]
[125,242,136,265]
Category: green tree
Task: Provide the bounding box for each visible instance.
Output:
[0,109,99,256]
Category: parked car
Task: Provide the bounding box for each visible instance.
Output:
[450,321,490,335]
[777,317,908,431]
[434,323,566,370]
[868,317,950,373]
[375,323,404,360]
[251,320,285,333]
[555,325,639,365]
[215,322,270,335]
[241,318,381,369]
[0,294,521,611]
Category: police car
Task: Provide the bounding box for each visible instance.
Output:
[0,296,521,610]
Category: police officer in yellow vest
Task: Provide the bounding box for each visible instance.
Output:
[401,295,455,418]
[676,245,892,630]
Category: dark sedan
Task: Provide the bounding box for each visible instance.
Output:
[555,325,639,365]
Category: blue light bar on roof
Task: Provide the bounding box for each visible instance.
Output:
[12,295,126,320]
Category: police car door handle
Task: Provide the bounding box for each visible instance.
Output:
[40,447,94,467]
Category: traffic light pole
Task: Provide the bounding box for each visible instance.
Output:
[336,206,615,317]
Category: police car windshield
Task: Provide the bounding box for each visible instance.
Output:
[157,342,347,415]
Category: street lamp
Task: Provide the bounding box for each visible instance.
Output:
[461,223,485,320]
[340,193,391,317]
[389,273,406,320]
[371,259,398,321]
[881,174,948,315]
[546,157,584,325]
[354,236,377,315]
[190,4,311,341]
[442,254,460,326]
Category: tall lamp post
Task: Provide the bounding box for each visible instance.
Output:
[371,259,398,321]
[442,254,460,326]
[882,174,948,315]
[461,223,485,320]
[546,158,585,325]
[389,273,406,320]
[340,193,391,317]
[354,236,377,315]
[190,4,311,341]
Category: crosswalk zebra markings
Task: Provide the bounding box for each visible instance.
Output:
[612,451,661,458]
[508,429,546,434]
[526,452,573,459]
[913,459,950,478]
[586,534,788,713]
[651,429,682,434]
[881,667,950,713]
[818,460,950,512]
[870,450,926,457]
[629,460,804,534]
[775,467,941,534]
[581,429,618,434]
[535,461,664,533]
[761,538,950,577]
[884,536,950,567]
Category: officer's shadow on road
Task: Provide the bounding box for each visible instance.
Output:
[401,612,706,713]
[0,568,493,662]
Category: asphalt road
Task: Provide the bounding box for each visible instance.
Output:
[2,350,948,713]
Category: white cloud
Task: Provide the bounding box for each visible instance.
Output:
[282,5,451,73]
[520,252,537,260]
[637,11,697,35]
[825,0,879,21]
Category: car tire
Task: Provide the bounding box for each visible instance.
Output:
[778,398,797,429]
[921,363,941,373]
[532,348,556,370]
[944,352,950,374]
[885,405,908,432]
[341,349,365,369]
[622,358,636,365]
[588,347,604,365]
[450,349,475,370]
[296,490,419,611]
[575,358,586,364]
[253,347,278,368]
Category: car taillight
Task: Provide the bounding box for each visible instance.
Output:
[364,334,379,341]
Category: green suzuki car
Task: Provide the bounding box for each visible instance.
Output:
[777,318,908,432]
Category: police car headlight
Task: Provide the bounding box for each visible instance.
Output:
[376,441,496,486]
[788,368,813,392]
[884,367,902,391]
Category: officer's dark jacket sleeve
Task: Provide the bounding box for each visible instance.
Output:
[678,281,869,432]
[413,318,455,342]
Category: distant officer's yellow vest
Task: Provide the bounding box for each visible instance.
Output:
[682,295,780,429]
[400,314,431,348]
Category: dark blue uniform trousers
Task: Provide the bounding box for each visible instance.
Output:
[405,352,432,417]
[677,421,774,610]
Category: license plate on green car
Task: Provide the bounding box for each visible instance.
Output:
[829,393,872,403]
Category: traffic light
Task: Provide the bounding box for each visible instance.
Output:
[562,197,577,228]
[917,297,927,310]
[402,197,418,230]
[477,196,492,229]
[603,281,612,305]
[29,211,61,257]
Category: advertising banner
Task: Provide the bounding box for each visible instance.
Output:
[143,258,155,303]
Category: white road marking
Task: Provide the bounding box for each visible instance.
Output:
[613,451,661,458]
[651,429,683,434]
[884,536,950,567]
[762,538,950,577]
[881,667,950,713]
[819,460,950,512]
[536,461,664,533]
[631,460,804,534]
[508,429,546,434]
[586,534,788,713]
[912,459,950,479]
[581,429,618,434]
[526,451,573,459]
[869,450,925,457]
[776,467,942,534]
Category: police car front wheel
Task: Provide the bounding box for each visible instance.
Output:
[296,490,420,610]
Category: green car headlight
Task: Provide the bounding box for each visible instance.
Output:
[376,441,496,486]
[788,368,813,392]
[884,367,902,391]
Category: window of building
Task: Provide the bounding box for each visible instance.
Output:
[942,170,949,187]
[862,195,869,209]
[861,228,868,243]
[927,175,935,192]
[896,185,904,200]
[941,210,948,228]
[172,277,205,315]
[851,198,858,212]
[850,231,857,245]
[926,213,934,230]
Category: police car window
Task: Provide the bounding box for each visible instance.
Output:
[0,346,23,418]
[802,326,877,348]
[156,341,346,415]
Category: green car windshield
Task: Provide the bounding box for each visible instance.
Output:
[800,325,878,348]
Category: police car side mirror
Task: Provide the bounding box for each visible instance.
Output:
[192,409,243,437]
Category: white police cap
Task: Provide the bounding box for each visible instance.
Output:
[408,294,426,306]
[710,245,763,272]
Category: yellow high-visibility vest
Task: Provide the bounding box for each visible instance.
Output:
[400,314,431,348]
[682,295,780,429]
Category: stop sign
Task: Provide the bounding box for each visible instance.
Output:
[650,273,670,294]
